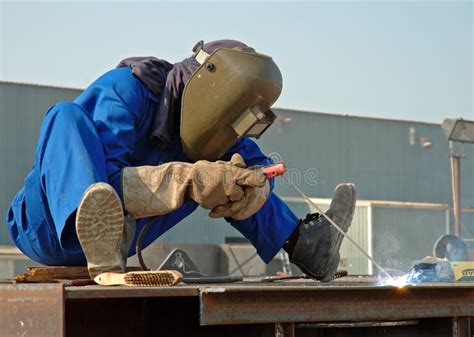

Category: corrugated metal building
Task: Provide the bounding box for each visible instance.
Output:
[1,81,473,274]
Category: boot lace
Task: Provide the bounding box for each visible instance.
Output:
[302,212,321,229]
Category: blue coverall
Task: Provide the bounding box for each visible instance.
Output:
[7,67,299,266]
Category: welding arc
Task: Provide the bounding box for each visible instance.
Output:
[283,175,396,282]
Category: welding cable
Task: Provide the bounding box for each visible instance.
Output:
[136,216,158,271]
[135,217,252,272]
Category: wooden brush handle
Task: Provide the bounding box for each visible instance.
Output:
[94,272,126,286]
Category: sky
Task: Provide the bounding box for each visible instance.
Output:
[0,0,472,123]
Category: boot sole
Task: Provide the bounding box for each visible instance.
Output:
[76,183,124,279]
[321,184,356,281]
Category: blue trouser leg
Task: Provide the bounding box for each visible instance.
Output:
[7,102,108,265]
[226,193,299,263]
[6,102,199,265]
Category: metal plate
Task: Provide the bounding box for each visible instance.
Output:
[0,283,64,337]
[297,320,419,328]
[65,285,199,299]
[199,283,474,325]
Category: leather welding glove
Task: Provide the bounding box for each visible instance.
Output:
[121,155,267,219]
[208,155,270,220]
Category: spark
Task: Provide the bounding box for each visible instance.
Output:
[378,270,423,288]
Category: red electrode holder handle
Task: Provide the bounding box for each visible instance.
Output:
[257,162,286,179]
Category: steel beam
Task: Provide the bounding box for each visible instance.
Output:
[199,285,474,325]
[452,317,471,337]
[0,283,64,337]
[65,285,198,299]
[450,151,462,236]
[2,282,473,336]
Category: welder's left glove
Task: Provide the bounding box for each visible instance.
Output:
[208,154,270,220]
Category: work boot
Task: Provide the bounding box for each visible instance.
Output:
[76,183,131,279]
[288,183,357,282]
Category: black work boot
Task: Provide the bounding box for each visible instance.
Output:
[289,183,356,282]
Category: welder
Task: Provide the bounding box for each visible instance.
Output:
[7,39,357,281]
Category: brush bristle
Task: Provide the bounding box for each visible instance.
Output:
[123,271,183,287]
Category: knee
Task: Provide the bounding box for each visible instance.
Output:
[46,102,90,126]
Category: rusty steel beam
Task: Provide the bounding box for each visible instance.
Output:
[296,320,420,328]
[199,285,474,325]
[65,284,199,299]
[452,317,471,337]
[3,282,473,336]
[0,283,65,337]
[281,323,295,337]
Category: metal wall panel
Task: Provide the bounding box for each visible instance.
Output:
[340,206,370,274]
[261,108,474,205]
[372,207,448,273]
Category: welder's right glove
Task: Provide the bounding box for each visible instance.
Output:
[208,182,270,220]
[121,156,267,219]
[208,154,270,220]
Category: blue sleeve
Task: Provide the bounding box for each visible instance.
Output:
[74,68,146,192]
[221,139,297,253]
[222,138,275,192]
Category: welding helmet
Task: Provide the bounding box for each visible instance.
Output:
[180,40,283,162]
